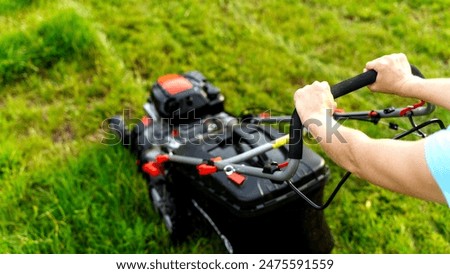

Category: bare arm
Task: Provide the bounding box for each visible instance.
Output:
[401,77,450,110]
[307,116,446,204]
[294,81,446,204]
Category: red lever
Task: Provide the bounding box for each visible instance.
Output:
[369,110,379,117]
[399,100,426,116]
[227,172,246,185]
[155,154,170,164]
[142,162,162,177]
[210,157,222,162]
[197,164,218,175]
[141,116,152,126]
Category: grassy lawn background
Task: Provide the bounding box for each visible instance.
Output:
[1,0,449,253]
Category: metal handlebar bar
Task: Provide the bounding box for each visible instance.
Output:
[288,65,428,160]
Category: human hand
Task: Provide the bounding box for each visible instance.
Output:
[365,53,415,96]
[293,81,336,124]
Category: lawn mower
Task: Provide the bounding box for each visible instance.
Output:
[107,66,444,254]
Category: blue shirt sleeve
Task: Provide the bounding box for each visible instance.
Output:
[425,126,450,206]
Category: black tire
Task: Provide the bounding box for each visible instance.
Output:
[148,178,193,242]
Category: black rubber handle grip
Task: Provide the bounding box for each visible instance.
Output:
[288,65,423,159]
[331,70,377,99]
[411,65,424,78]
[331,65,423,99]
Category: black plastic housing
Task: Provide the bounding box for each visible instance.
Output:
[172,122,329,216]
[150,71,224,125]
[163,117,333,253]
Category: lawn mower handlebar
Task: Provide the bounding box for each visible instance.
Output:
[331,70,378,99]
[145,65,429,182]
[288,65,424,160]
[288,69,378,159]
[330,64,423,99]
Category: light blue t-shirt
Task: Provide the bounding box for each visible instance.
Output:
[425,126,450,205]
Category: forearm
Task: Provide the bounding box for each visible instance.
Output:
[402,77,450,110]
[293,63,447,203]
[306,115,369,176]
[307,115,445,203]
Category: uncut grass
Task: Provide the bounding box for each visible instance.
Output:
[0,9,101,85]
[0,0,449,254]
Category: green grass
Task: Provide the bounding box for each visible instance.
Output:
[0,0,449,254]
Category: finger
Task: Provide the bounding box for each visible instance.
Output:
[331,101,337,113]
[365,54,390,70]
[365,60,376,70]
[293,87,303,100]
[319,81,330,90]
